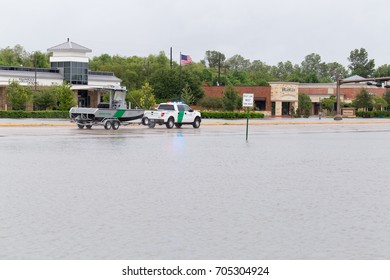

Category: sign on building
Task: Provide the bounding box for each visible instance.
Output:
[242,93,254,107]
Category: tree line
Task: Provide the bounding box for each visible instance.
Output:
[2,44,390,107]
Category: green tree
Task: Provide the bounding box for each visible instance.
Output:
[55,83,75,111]
[301,53,322,77]
[198,96,224,109]
[127,89,143,109]
[29,51,50,68]
[205,50,225,68]
[326,62,348,82]
[353,88,373,111]
[383,89,390,109]
[181,83,195,105]
[223,85,240,111]
[0,45,29,66]
[321,96,336,113]
[33,87,57,110]
[228,70,253,86]
[248,60,274,85]
[374,64,390,77]
[7,80,32,110]
[225,54,250,72]
[139,82,156,109]
[271,61,295,81]
[297,93,312,116]
[348,48,375,77]
[372,96,388,110]
[150,68,180,100]
[271,61,304,82]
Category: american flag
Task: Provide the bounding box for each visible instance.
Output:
[181,54,192,65]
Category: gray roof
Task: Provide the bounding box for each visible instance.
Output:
[0,69,63,80]
[343,75,365,81]
[47,40,92,53]
[88,74,121,83]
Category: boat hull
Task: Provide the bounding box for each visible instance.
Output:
[69,107,144,123]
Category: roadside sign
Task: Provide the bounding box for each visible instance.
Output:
[242,93,254,142]
[242,93,254,107]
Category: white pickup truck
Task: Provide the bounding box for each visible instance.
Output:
[142,103,201,129]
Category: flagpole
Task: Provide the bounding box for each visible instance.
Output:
[179,52,182,101]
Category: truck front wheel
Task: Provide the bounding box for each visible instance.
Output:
[193,117,201,128]
[166,117,174,129]
[142,117,149,126]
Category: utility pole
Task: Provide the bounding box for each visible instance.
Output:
[334,74,342,120]
[218,53,221,86]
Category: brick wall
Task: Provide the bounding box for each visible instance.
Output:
[340,87,385,100]
[202,86,271,111]
[298,85,386,101]
[298,87,330,94]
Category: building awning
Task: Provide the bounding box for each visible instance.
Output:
[71,85,127,91]
[71,85,105,91]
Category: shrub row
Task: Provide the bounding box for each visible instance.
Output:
[0,110,264,120]
[0,110,69,119]
[356,111,390,118]
[200,111,264,119]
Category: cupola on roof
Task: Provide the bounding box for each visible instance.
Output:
[47,38,92,53]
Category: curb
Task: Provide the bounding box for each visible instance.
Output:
[2,120,390,127]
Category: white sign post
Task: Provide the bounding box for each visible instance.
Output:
[242,93,254,142]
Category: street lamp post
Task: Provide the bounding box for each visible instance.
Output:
[34,64,37,91]
[319,97,322,120]
[334,74,342,120]
[334,75,390,121]
[32,51,37,91]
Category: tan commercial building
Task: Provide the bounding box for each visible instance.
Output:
[202,77,387,117]
[269,82,299,116]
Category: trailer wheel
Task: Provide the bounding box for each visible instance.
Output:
[112,120,120,130]
[86,125,92,129]
[77,124,85,129]
[104,120,112,130]
[166,117,174,129]
[148,120,156,128]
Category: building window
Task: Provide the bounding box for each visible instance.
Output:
[51,61,88,85]
[255,100,266,111]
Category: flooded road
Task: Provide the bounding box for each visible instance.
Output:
[1,121,390,259]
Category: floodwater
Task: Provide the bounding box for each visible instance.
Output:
[1,120,390,260]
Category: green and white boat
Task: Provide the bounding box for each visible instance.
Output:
[69,86,144,130]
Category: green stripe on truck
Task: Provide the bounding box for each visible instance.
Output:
[178,111,184,123]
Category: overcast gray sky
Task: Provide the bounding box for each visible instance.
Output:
[1,0,389,67]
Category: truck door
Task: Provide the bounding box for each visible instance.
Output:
[177,104,185,123]
[179,104,194,123]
